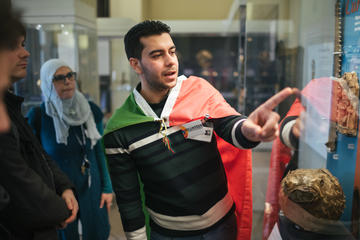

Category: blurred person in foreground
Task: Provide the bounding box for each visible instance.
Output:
[0,8,78,240]
[27,59,113,240]
[0,0,17,218]
[0,0,18,133]
[103,20,297,240]
[0,1,19,222]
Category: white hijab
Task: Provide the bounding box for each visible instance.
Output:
[40,59,101,148]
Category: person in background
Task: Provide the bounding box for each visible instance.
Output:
[27,59,113,240]
[195,49,217,86]
[0,9,78,240]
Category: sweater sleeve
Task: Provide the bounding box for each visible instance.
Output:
[278,98,303,150]
[213,115,260,149]
[103,130,146,240]
[279,116,299,150]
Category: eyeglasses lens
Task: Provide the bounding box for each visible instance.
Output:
[53,72,76,82]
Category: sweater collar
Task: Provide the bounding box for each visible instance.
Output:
[133,75,187,126]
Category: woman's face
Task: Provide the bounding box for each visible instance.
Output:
[53,66,76,100]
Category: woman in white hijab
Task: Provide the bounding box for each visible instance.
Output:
[27,59,113,240]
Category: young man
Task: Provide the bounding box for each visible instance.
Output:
[0,13,79,239]
[103,20,295,240]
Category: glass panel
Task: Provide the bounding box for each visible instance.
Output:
[15,23,99,114]
[173,35,240,109]
[253,1,360,239]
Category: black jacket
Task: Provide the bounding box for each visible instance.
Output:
[0,185,9,211]
[0,92,73,240]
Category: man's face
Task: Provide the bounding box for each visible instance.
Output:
[9,36,30,83]
[131,33,178,93]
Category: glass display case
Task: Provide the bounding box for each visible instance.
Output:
[257,0,360,239]
[172,35,240,109]
[15,23,99,114]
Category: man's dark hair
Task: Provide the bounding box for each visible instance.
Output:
[124,20,171,60]
[0,1,26,50]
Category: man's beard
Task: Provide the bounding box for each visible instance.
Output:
[141,64,175,92]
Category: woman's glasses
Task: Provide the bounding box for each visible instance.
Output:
[53,72,76,83]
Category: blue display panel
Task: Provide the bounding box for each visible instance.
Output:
[327,0,360,225]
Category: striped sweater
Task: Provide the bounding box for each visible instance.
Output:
[103,76,258,240]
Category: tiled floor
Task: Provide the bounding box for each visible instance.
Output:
[107,146,271,240]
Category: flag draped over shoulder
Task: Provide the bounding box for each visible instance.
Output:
[105,76,253,240]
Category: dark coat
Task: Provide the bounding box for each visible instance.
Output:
[0,185,9,211]
[0,92,74,240]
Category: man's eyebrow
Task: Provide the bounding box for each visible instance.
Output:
[148,45,176,55]
[149,49,164,55]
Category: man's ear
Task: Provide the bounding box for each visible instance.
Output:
[129,58,142,74]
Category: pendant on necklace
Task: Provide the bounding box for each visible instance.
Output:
[81,164,86,175]
[81,158,90,175]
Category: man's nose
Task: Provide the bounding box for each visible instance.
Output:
[165,53,176,66]
[20,47,30,58]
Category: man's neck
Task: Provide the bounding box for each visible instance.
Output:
[138,79,170,104]
[140,88,169,104]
